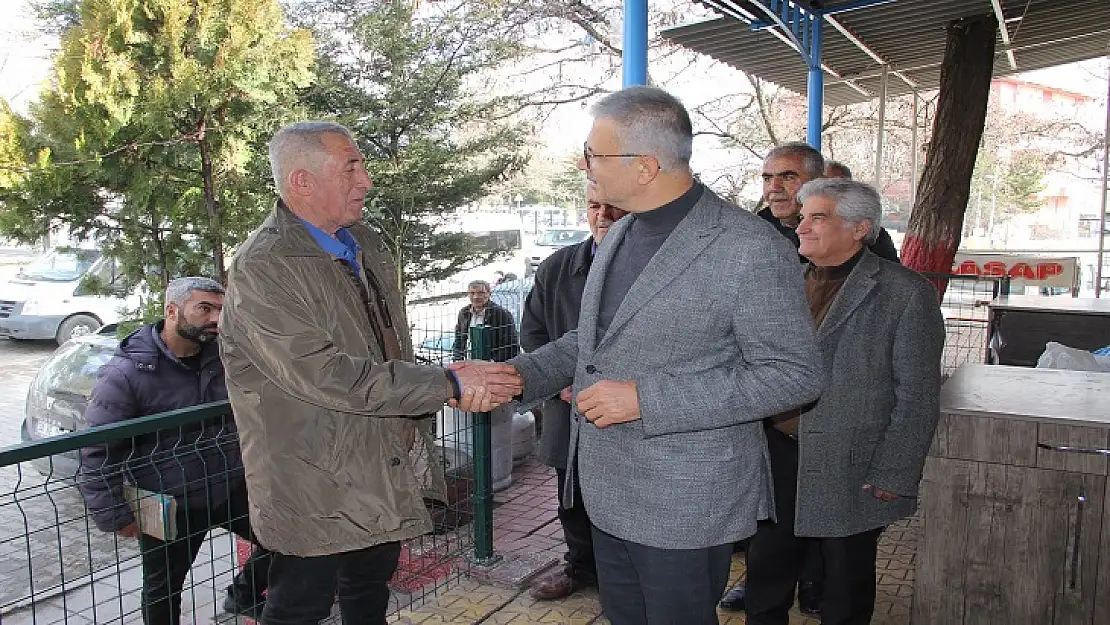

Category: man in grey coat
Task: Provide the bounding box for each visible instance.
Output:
[520,190,627,600]
[459,87,824,624]
[743,179,944,625]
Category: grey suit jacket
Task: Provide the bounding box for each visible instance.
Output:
[509,187,825,550]
[795,250,945,538]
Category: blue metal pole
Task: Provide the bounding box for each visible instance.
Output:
[623,0,648,87]
[806,14,824,150]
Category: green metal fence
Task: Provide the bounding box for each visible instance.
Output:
[0,397,484,623]
[0,275,531,623]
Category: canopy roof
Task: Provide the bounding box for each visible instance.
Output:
[661,0,1110,106]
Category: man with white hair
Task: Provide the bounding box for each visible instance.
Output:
[743,179,944,625]
[220,121,522,624]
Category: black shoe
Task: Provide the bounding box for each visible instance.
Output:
[222,594,265,618]
[797,581,822,617]
[719,582,746,612]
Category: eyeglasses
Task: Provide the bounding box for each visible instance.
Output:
[582,142,652,170]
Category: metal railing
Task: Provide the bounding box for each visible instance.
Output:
[0,398,484,623]
[921,272,1011,376]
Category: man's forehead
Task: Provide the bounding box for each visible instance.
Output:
[763,154,808,174]
[801,197,839,217]
[586,118,620,148]
[186,292,224,306]
[323,134,363,161]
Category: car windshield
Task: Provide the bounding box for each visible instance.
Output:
[421,334,453,351]
[20,248,102,283]
[30,339,116,401]
[536,229,589,247]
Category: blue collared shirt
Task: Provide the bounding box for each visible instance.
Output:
[298,218,362,275]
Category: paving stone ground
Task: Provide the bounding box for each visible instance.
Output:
[390,457,916,624]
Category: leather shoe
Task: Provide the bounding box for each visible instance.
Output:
[529,567,588,600]
[223,594,265,618]
[718,582,746,611]
[797,581,822,617]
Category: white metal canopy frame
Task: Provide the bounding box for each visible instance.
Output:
[662,0,1110,107]
[659,0,1110,296]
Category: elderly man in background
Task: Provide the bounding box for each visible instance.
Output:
[758,142,899,264]
[743,179,944,625]
[463,86,824,625]
[220,121,521,625]
[452,279,519,363]
[520,189,627,600]
[824,159,853,179]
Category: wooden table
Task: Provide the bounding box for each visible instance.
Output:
[914,364,1110,624]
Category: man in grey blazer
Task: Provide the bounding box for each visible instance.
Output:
[743,179,944,625]
[458,86,824,624]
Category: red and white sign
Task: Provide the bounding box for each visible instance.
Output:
[951,253,1079,288]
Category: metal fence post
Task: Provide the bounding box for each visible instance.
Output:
[468,324,499,564]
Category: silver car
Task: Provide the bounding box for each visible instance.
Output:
[19,326,119,477]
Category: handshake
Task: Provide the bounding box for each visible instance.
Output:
[447,361,524,413]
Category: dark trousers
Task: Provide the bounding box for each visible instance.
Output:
[591,524,733,625]
[745,427,883,625]
[261,541,402,625]
[139,484,270,625]
[556,467,596,583]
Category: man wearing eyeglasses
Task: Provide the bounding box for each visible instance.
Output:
[455,86,824,625]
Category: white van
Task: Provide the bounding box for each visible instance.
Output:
[0,246,136,345]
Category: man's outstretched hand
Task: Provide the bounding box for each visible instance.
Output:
[448,361,524,412]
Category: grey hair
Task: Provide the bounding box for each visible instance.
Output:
[766,141,825,180]
[467,280,491,292]
[797,179,882,243]
[825,160,853,179]
[268,121,357,197]
[165,277,224,308]
[591,86,693,172]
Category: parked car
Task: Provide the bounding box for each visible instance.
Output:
[525,229,589,275]
[415,331,455,366]
[20,325,120,477]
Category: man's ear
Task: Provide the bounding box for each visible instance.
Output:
[637,156,663,184]
[854,220,872,241]
[165,302,178,322]
[287,169,313,196]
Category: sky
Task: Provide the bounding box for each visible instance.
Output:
[0,1,54,115]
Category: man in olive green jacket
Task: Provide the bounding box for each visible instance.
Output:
[220,121,521,625]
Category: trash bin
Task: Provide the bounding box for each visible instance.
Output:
[437,405,515,491]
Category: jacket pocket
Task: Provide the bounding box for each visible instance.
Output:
[850,436,880,465]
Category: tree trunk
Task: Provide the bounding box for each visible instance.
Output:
[197,117,226,284]
[149,199,170,287]
[901,14,997,298]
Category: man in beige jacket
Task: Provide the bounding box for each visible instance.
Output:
[220,121,521,624]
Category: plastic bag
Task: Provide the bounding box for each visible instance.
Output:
[1036,342,1110,372]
